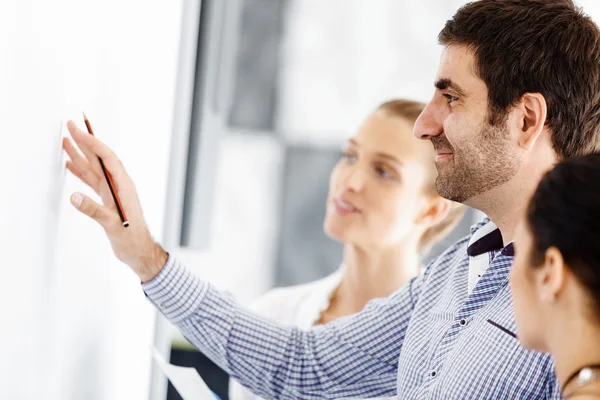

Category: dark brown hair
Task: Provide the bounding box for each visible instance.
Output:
[377,99,466,255]
[439,0,600,159]
[527,153,600,320]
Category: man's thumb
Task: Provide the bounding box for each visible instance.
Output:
[70,192,111,226]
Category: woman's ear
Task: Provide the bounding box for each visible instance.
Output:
[538,246,567,302]
[416,196,451,228]
[516,92,548,151]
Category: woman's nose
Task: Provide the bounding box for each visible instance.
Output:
[341,164,365,192]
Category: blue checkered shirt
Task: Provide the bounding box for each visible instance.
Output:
[143,219,560,399]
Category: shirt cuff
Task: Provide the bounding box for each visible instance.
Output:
[141,253,209,323]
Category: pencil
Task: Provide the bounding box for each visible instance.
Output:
[82,112,130,227]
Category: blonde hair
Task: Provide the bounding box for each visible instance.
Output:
[376,99,466,255]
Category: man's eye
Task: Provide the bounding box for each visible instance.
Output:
[444,93,459,104]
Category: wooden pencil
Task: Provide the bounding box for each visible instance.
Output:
[83,112,129,227]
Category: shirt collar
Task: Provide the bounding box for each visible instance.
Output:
[467,218,515,257]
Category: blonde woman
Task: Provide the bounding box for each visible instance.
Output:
[229,99,465,400]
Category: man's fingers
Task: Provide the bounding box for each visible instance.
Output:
[63,138,103,191]
[70,192,116,228]
[66,121,105,177]
[63,136,91,173]
[66,120,129,185]
[66,160,86,183]
[66,160,104,195]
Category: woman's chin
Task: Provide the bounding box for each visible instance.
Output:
[324,223,355,244]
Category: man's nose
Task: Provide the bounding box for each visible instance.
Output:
[413,102,443,140]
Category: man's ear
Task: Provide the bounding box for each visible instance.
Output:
[516,92,548,151]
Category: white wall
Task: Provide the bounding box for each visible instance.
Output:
[0,0,182,399]
[277,0,469,141]
[277,0,600,141]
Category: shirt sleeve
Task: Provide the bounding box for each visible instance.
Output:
[142,255,425,400]
[229,290,282,400]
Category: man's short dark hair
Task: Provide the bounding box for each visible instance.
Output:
[439,0,600,159]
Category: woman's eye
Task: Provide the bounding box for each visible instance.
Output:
[342,152,357,163]
[376,166,391,178]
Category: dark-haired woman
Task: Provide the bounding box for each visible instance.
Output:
[511,153,600,399]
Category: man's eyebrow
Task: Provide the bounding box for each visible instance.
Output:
[435,78,467,97]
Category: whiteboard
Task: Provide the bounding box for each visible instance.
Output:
[0,0,182,398]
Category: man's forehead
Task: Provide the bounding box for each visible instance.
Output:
[436,45,484,94]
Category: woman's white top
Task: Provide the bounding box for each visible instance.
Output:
[228,267,395,400]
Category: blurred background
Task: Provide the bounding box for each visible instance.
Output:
[1,0,599,399]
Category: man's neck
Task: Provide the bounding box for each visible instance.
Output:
[469,155,555,245]
[466,182,524,245]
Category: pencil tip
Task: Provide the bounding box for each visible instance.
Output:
[82,111,88,121]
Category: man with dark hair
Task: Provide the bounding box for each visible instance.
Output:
[63,0,600,398]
